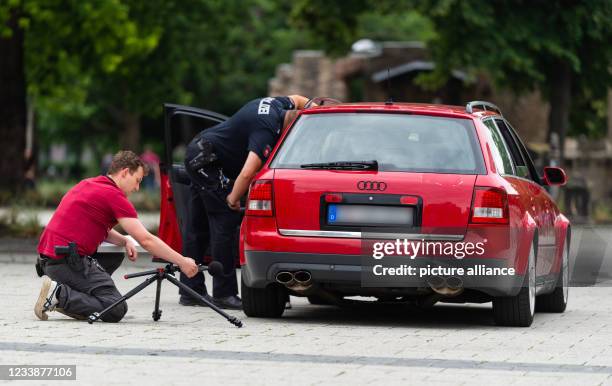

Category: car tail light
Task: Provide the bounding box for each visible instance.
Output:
[246,180,273,216]
[470,187,509,224]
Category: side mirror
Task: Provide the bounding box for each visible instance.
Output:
[543,166,567,186]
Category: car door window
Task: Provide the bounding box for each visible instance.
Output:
[483,120,515,175]
[503,121,543,185]
[503,120,542,185]
[494,119,531,180]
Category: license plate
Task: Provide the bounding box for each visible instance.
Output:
[327,204,414,226]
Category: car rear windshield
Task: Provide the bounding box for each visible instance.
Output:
[270,113,485,174]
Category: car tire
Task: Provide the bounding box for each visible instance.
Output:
[493,242,536,327]
[536,240,569,313]
[241,276,286,318]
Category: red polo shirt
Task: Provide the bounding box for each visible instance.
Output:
[38,176,138,259]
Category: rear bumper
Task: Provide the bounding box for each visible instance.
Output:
[242,251,524,297]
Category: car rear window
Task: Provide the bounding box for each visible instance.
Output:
[270,113,485,174]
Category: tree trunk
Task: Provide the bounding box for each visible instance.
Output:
[0,9,26,192]
[547,60,572,167]
[119,111,141,152]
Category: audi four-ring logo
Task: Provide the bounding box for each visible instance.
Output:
[357,181,387,191]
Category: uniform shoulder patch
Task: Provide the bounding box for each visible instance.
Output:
[258,97,274,115]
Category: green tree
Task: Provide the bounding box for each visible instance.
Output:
[26,0,173,153]
[419,0,612,162]
[291,0,612,163]
[1,0,318,188]
[1,0,164,187]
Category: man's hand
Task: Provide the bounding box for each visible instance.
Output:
[125,239,138,261]
[227,194,241,211]
[179,257,198,278]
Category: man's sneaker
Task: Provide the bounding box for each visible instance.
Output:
[213,295,242,310]
[179,293,213,307]
[34,276,60,321]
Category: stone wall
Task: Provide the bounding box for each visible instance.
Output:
[268,44,549,145]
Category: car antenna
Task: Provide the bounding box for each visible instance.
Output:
[385,68,393,105]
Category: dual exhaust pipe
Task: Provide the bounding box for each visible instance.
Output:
[426,275,464,297]
[276,270,312,292]
[276,270,341,305]
[277,271,463,298]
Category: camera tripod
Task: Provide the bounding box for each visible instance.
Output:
[87,263,243,327]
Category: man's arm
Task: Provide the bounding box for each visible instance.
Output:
[288,95,309,109]
[117,217,198,277]
[226,151,262,210]
[106,228,127,246]
[105,228,139,261]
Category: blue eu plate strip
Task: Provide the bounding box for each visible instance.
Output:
[328,204,337,223]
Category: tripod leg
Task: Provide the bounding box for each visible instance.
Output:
[88,274,159,324]
[152,276,163,321]
[164,273,243,328]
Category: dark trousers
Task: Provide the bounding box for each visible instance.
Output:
[181,139,240,298]
[41,255,127,322]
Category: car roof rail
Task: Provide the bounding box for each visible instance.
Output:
[465,100,502,116]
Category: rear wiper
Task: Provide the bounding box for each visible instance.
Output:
[300,160,378,170]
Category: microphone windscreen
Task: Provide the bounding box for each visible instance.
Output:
[207,261,225,277]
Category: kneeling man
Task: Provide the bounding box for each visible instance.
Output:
[35,150,198,322]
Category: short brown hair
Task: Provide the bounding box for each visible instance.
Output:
[108,150,149,175]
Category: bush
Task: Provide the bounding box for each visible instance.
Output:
[1,179,160,211]
[593,202,612,224]
[0,206,43,238]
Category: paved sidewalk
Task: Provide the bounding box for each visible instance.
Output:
[1,262,612,385]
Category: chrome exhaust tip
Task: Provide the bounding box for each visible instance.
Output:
[427,275,446,289]
[276,271,295,286]
[294,271,312,284]
[446,276,463,290]
[426,275,463,297]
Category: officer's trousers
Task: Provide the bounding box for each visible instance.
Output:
[181,140,240,298]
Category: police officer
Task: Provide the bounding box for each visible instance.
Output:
[181,95,309,309]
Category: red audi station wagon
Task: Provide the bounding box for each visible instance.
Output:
[159,100,570,327]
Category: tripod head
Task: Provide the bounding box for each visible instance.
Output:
[123,261,223,279]
[123,261,225,279]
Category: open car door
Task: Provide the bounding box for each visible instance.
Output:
[158,104,228,254]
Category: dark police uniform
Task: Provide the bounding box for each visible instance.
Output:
[182,96,295,300]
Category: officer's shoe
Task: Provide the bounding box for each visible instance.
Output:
[34,276,60,321]
[213,295,242,310]
[179,293,213,307]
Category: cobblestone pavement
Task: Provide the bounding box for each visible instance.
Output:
[1,262,612,386]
